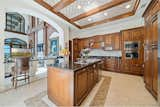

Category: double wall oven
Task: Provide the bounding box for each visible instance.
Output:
[124,41,140,59]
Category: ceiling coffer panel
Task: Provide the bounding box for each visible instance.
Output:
[35,0,140,29]
[60,0,112,18]
[75,0,136,26]
[43,0,61,6]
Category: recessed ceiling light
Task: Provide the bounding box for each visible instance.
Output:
[87,1,90,4]
[104,13,108,16]
[77,5,82,9]
[125,5,131,9]
[88,18,92,21]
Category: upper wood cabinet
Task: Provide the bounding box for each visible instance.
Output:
[105,35,112,47]
[104,33,121,50]
[122,30,131,42]
[112,33,121,50]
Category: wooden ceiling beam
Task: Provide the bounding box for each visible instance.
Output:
[71,0,131,22]
[80,11,134,29]
[53,0,75,11]
[34,0,81,29]
[132,0,140,13]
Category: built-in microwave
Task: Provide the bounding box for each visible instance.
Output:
[124,41,140,50]
[125,51,138,59]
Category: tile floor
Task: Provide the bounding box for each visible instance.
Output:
[0,71,158,107]
[0,67,47,93]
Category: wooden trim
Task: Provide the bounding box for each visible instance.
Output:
[34,0,81,29]
[71,0,130,22]
[120,26,144,32]
[5,29,27,35]
[53,0,75,11]
[142,0,160,17]
[35,0,140,29]
[80,12,134,29]
[132,0,140,13]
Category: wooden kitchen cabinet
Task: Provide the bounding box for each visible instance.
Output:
[74,63,100,105]
[105,57,115,71]
[112,33,121,50]
[121,27,144,75]
[102,57,121,72]
[152,47,158,95]
[105,35,112,47]
[143,0,159,99]
[87,66,94,91]
[113,35,120,50]
[73,38,81,61]
[104,33,121,50]
[75,68,88,105]
[122,30,131,42]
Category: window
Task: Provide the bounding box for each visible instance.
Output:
[50,38,59,56]
[4,38,27,61]
[4,45,11,59]
[6,12,25,33]
[37,43,44,52]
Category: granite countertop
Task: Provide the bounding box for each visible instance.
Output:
[47,59,101,72]
[30,57,56,61]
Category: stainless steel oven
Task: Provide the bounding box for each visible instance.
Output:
[125,51,138,59]
[124,41,140,50]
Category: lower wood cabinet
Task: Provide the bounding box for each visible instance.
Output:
[74,63,99,106]
[87,67,95,91]
[102,57,121,72]
[74,68,88,105]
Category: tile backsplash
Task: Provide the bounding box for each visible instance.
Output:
[88,49,122,57]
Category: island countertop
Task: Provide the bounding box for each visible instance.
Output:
[47,59,102,71]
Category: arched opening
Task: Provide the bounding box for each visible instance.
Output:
[0,0,66,90]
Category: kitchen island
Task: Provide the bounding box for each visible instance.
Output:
[47,59,101,106]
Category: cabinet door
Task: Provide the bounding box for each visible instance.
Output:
[93,64,98,83]
[106,58,115,71]
[112,33,121,50]
[151,17,158,95]
[145,18,152,45]
[144,48,153,90]
[152,48,158,95]
[87,67,94,91]
[132,28,144,41]
[122,31,131,42]
[105,35,112,46]
[75,69,88,105]
[151,16,158,45]
[84,39,89,48]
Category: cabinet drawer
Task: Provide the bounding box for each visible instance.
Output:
[132,65,143,75]
[122,64,130,72]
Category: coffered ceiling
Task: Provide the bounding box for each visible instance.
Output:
[35,0,140,29]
